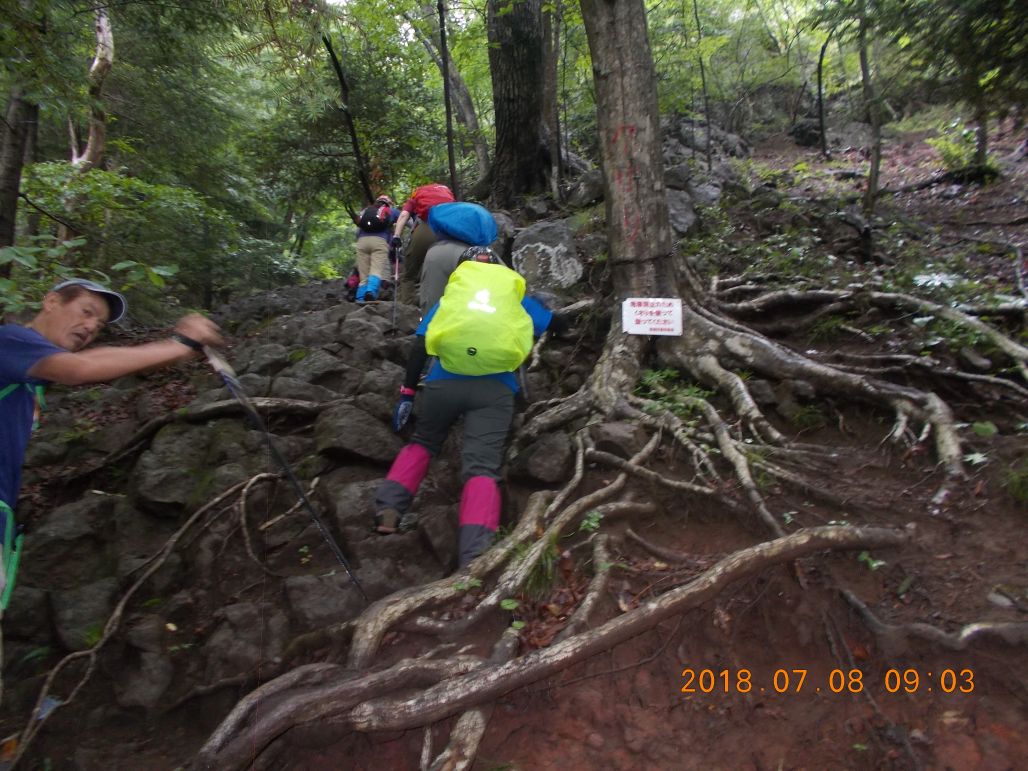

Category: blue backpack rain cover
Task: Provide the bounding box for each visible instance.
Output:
[428,202,498,246]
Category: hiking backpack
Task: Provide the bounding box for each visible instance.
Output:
[357,203,392,232]
[425,261,533,376]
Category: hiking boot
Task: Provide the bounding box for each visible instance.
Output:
[355,283,368,303]
[374,507,401,534]
[365,275,381,301]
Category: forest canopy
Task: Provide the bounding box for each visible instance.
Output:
[2,0,1024,317]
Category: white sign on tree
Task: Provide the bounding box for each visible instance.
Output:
[621,298,683,336]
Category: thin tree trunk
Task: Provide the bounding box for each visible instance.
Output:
[973,98,989,168]
[437,0,459,197]
[409,9,490,179]
[322,34,373,204]
[541,3,563,200]
[690,0,713,168]
[857,4,880,261]
[817,35,831,159]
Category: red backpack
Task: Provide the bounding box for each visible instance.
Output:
[409,183,455,220]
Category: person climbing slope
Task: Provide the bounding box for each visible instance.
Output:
[389,182,455,296]
[353,194,399,303]
[370,247,572,568]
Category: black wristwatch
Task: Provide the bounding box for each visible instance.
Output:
[170,332,204,352]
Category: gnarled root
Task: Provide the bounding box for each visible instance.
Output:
[842,588,1028,657]
[196,525,909,770]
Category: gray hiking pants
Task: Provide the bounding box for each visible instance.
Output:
[414,377,514,481]
[418,239,467,313]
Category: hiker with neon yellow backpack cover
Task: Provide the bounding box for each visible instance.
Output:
[0,279,223,612]
[371,247,573,568]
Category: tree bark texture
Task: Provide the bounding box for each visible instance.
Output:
[486,0,546,207]
[541,4,563,198]
[70,7,113,172]
[0,88,33,252]
[580,0,675,299]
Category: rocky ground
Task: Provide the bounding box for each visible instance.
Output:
[1,117,1025,770]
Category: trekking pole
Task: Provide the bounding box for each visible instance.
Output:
[203,347,367,601]
[390,243,401,334]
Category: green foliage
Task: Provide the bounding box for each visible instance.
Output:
[789,405,827,431]
[453,577,483,592]
[636,369,713,421]
[513,533,561,599]
[578,510,605,534]
[971,421,998,438]
[82,622,105,648]
[1002,459,1028,504]
[926,122,979,170]
[857,551,887,571]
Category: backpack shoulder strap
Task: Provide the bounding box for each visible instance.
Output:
[0,384,18,400]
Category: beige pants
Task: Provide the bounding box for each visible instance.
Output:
[356,236,391,283]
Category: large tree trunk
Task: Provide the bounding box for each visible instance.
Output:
[486,0,546,207]
[580,0,675,299]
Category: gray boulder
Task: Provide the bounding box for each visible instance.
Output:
[512,220,584,291]
[315,404,402,464]
[51,576,119,650]
[567,169,604,208]
[203,602,288,682]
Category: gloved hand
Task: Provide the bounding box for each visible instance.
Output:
[392,387,416,432]
[390,235,403,250]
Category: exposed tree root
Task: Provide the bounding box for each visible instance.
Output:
[425,628,520,771]
[841,589,1028,657]
[585,447,715,495]
[555,534,613,642]
[196,525,908,769]
[344,491,552,671]
[194,655,486,770]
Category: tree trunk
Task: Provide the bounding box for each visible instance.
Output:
[580,0,675,299]
[436,0,460,197]
[322,34,373,204]
[70,7,113,172]
[486,0,546,208]
[0,89,33,255]
[973,97,989,168]
[410,7,490,179]
[541,3,563,200]
[690,0,713,169]
[817,35,831,159]
[857,5,880,261]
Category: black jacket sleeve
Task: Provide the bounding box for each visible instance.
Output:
[403,335,429,390]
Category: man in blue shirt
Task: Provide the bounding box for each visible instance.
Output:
[372,248,567,568]
[0,278,222,604]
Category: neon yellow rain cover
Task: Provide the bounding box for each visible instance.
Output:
[425,261,534,375]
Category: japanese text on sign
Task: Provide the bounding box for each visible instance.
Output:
[622,298,683,336]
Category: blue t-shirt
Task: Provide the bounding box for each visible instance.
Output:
[416,296,553,392]
[0,325,64,521]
